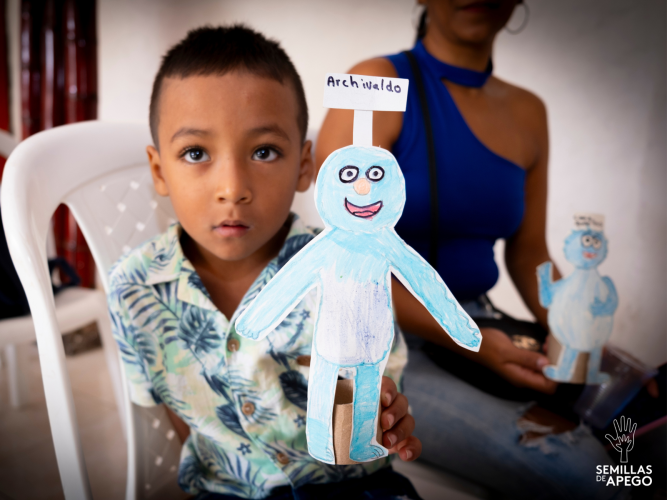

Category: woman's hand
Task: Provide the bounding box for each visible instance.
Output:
[476,327,557,394]
[380,376,422,461]
[392,279,557,394]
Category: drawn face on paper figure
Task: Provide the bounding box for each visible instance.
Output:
[316,146,405,233]
[564,229,608,269]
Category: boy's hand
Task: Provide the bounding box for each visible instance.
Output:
[380,376,422,461]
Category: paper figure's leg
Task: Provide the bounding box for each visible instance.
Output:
[349,362,388,462]
[586,347,610,384]
[306,352,338,463]
[543,346,579,382]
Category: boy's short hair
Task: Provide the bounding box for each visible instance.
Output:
[149,25,308,147]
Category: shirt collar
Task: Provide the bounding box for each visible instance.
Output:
[144,214,317,313]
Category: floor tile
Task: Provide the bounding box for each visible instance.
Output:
[0,437,63,500]
[0,346,127,500]
[0,397,53,461]
[394,459,490,500]
[0,345,488,500]
[67,346,118,407]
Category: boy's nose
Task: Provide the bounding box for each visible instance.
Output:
[215,162,252,203]
[353,178,370,195]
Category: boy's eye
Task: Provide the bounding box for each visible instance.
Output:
[253,147,279,162]
[183,148,210,164]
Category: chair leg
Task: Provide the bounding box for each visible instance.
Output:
[5,344,31,408]
[96,307,127,437]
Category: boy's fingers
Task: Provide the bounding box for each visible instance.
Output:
[383,414,415,449]
[380,376,398,408]
[391,435,422,461]
[381,392,409,430]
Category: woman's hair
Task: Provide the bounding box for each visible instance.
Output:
[415,9,427,44]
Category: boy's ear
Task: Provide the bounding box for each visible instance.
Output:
[147,145,169,197]
[296,140,314,193]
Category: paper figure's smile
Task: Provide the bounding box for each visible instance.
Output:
[345,198,383,219]
[583,251,597,259]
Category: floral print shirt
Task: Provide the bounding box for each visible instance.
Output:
[108,215,408,498]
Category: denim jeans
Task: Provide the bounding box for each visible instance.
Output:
[194,466,422,500]
[403,348,630,499]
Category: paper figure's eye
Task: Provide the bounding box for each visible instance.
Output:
[366,166,385,182]
[339,166,359,183]
[592,237,602,249]
[582,235,593,247]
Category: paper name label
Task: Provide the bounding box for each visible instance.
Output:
[574,213,604,231]
[323,73,409,112]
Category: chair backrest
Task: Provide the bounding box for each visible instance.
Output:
[1,121,183,500]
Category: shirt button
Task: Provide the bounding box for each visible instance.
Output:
[276,452,290,465]
[227,338,240,352]
[241,402,255,416]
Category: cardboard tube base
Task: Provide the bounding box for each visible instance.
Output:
[332,379,383,465]
[546,334,590,384]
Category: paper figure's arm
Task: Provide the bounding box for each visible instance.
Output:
[384,231,481,351]
[590,276,618,317]
[235,237,324,341]
[537,261,561,308]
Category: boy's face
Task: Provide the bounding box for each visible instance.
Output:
[147,72,312,264]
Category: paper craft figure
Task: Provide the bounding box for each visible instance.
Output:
[537,214,618,384]
[235,73,481,464]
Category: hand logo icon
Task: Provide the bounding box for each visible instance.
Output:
[605,416,637,463]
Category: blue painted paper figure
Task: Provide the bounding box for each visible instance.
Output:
[235,146,481,464]
[537,214,618,384]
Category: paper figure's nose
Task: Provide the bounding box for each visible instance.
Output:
[353,178,371,195]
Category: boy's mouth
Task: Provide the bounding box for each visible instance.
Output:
[214,220,249,238]
[344,198,383,219]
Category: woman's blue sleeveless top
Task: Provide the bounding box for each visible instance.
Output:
[386,41,526,301]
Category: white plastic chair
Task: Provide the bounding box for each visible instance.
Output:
[1,121,186,500]
[0,128,126,423]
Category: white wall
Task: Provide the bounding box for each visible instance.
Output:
[98,0,666,366]
[488,1,666,367]
[98,0,415,127]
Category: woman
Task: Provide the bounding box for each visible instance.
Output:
[316,1,627,498]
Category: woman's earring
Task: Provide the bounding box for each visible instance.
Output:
[505,2,530,34]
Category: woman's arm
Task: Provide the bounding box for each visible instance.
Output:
[315,58,403,171]
[392,278,556,393]
[503,92,561,329]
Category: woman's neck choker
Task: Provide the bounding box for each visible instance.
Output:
[414,40,493,88]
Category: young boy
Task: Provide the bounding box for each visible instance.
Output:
[109,25,422,499]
